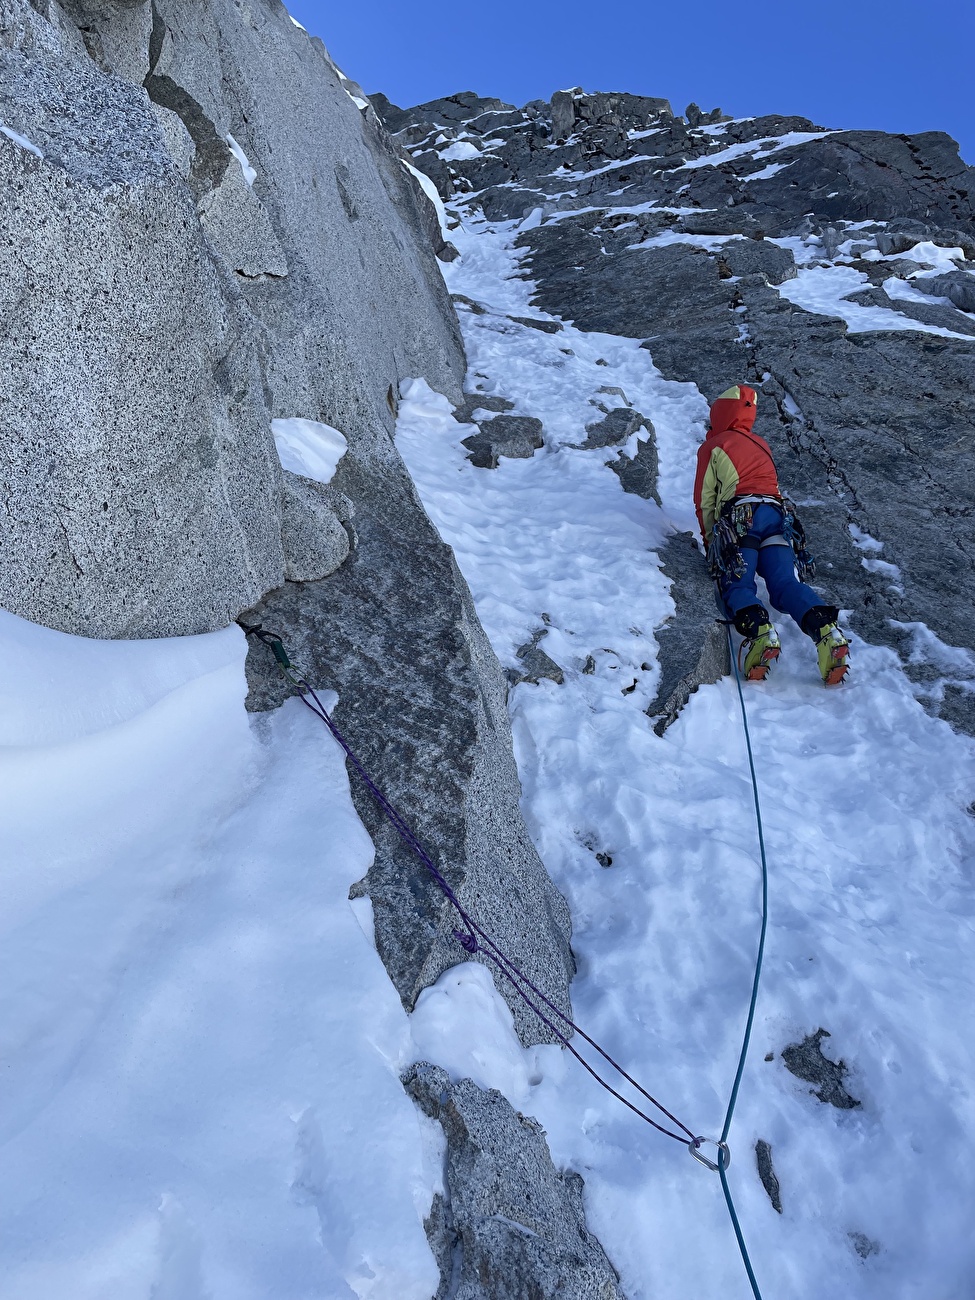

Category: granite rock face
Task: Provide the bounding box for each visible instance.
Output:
[916,271,975,313]
[647,533,730,735]
[0,0,463,637]
[404,1063,625,1300]
[242,481,576,1043]
[279,473,351,583]
[0,17,283,636]
[382,87,975,733]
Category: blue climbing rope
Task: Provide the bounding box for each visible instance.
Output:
[718,621,770,1300]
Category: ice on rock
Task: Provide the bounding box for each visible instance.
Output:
[674,130,833,170]
[438,139,485,161]
[0,122,43,159]
[777,265,975,339]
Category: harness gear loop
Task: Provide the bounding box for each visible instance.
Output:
[706,514,746,581]
[780,494,817,581]
[688,1137,732,1172]
[707,495,816,584]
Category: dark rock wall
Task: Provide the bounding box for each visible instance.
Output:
[243,483,576,1041]
[381,88,975,731]
[405,1063,624,1300]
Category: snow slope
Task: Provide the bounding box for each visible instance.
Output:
[397,210,975,1299]
[0,613,440,1300]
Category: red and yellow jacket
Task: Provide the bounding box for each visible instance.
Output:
[693,384,780,543]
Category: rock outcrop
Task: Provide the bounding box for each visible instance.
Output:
[405,1063,625,1300]
[462,413,545,467]
[647,533,730,735]
[1,0,578,1037]
[379,87,975,733]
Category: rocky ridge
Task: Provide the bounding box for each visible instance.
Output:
[377,88,975,732]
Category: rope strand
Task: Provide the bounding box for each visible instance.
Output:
[718,622,769,1300]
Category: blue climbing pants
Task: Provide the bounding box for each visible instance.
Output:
[719,503,821,630]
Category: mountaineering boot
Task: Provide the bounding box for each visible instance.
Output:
[815,624,850,686]
[741,621,781,681]
[731,604,780,681]
[801,605,849,685]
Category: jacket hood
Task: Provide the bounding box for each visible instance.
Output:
[708,384,758,437]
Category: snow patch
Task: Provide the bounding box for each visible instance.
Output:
[225,133,256,186]
[271,418,347,484]
[863,241,965,271]
[630,231,744,253]
[549,153,661,182]
[402,158,451,241]
[439,140,483,161]
[743,160,791,181]
[675,130,832,171]
[0,612,439,1298]
[889,621,975,674]
[410,963,557,1108]
[777,265,975,339]
[848,523,885,553]
[0,122,43,159]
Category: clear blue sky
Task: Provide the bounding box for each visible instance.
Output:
[286,0,974,164]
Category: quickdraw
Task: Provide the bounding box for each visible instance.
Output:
[780,495,817,582]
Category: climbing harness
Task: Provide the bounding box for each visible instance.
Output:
[707,495,816,587]
[706,513,746,581]
[780,495,817,582]
[241,619,769,1299]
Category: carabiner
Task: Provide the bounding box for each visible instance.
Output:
[688,1137,731,1172]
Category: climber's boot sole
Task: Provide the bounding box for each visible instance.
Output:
[742,641,780,682]
[823,645,850,686]
[743,647,785,686]
[816,625,850,686]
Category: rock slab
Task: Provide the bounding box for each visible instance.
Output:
[405,1063,625,1300]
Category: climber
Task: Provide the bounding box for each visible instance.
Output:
[694,384,850,685]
